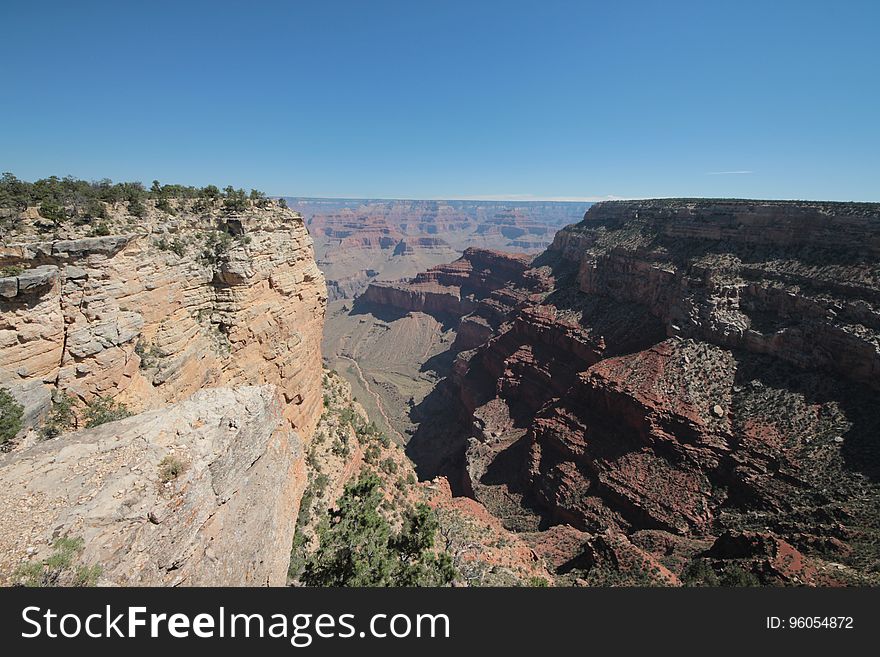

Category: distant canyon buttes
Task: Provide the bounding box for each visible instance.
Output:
[1,195,878,586]
[288,198,587,301]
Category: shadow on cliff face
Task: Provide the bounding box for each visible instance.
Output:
[349,297,411,323]
[419,348,459,377]
[529,247,579,280]
[350,296,461,331]
[655,235,880,271]
[405,380,470,490]
[476,433,553,531]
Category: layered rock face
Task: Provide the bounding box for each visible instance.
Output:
[0,386,302,586]
[359,248,534,323]
[0,203,327,436]
[409,199,880,584]
[0,201,327,586]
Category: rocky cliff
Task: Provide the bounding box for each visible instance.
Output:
[0,199,327,586]
[358,248,534,322]
[404,199,880,585]
[1,202,326,435]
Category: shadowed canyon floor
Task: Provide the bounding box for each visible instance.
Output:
[321,298,458,444]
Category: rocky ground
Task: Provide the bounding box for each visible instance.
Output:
[0,386,302,586]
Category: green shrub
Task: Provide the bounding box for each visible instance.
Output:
[681,559,720,586]
[40,393,77,439]
[156,197,176,215]
[222,186,248,213]
[314,473,330,496]
[83,396,132,428]
[0,264,24,277]
[135,340,162,369]
[0,388,24,444]
[72,564,103,587]
[199,230,234,265]
[38,201,66,225]
[83,199,107,220]
[13,536,101,587]
[201,184,220,200]
[331,434,350,458]
[719,564,760,587]
[0,172,30,210]
[364,443,381,464]
[300,473,456,587]
[128,197,146,218]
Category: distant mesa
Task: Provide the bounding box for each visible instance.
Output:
[392,237,450,256]
[358,247,536,338]
[291,197,587,301]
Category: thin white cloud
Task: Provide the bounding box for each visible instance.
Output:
[706,170,754,175]
[438,194,630,202]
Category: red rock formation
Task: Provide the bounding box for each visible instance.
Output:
[413,199,880,585]
[358,248,535,321]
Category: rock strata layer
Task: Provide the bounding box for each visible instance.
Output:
[0,203,327,437]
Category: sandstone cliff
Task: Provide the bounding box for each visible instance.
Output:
[1,201,326,437]
[404,199,880,585]
[0,199,327,586]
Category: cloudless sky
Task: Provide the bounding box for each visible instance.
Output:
[1,0,878,200]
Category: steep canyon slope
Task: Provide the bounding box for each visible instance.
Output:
[362,199,880,585]
[0,199,327,585]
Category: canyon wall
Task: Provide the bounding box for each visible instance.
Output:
[359,248,534,322]
[375,199,880,585]
[0,203,326,435]
[0,201,327,585]
[294,198,586,300]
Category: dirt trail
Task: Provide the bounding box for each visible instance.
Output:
[336,355,406,445]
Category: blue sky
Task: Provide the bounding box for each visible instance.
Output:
[1,1,878,200]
